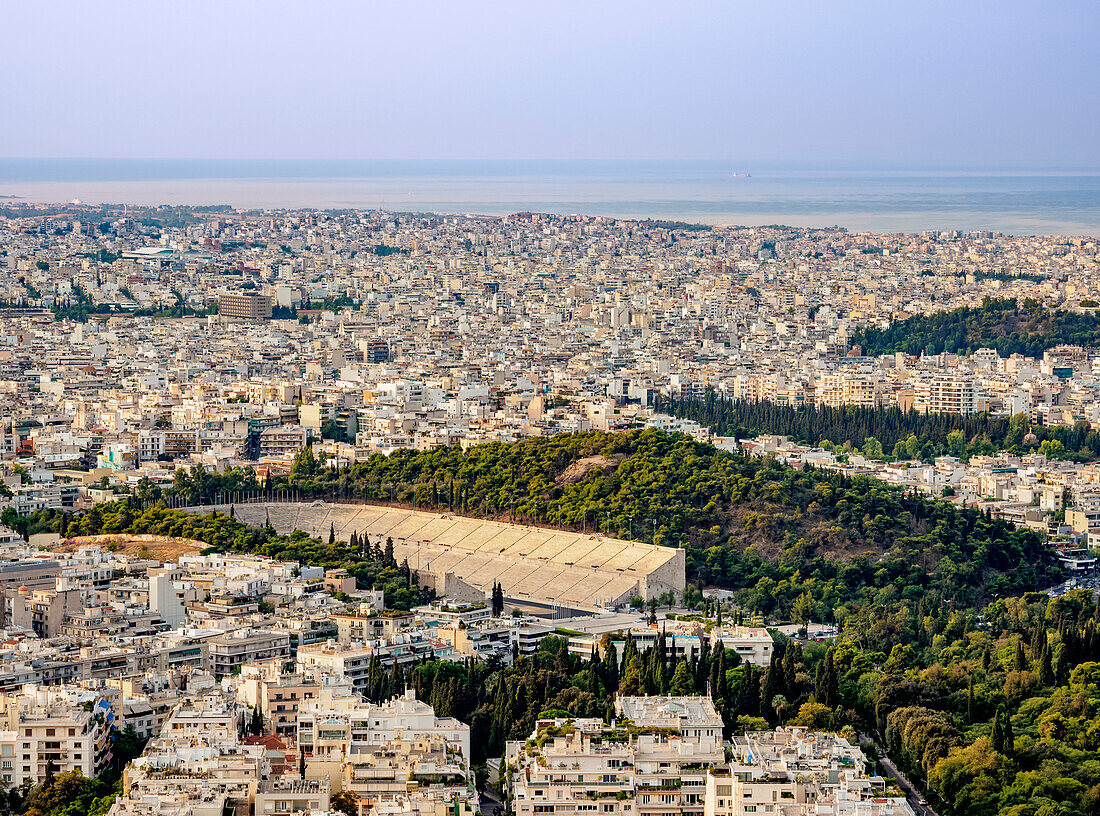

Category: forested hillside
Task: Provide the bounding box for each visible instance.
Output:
[25,430,1055,620]
[659,392,1100,462]
[851,297,1100,357]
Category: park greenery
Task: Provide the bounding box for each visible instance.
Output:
[658,391,1100,462]
[851,297,1100,358]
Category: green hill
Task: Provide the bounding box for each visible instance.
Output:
[151,430,1055,618]
[852,297,1100,357]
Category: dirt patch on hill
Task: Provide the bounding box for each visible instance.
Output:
[53,534,205,561]
[555,454,626,485]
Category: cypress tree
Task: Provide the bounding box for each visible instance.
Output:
[814,647,839,708]
[782,642,801,694]
[670,660,695,696]
[990,709,1005,754]
[1014,640,1028,672]
[967,674,975,724]
[1039,640,1055,686]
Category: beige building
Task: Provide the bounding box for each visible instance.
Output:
[220,291,273,320]
[914,373,977,415]
[0,685,113,788]
[509,696,725,816]
[209,629,292,678]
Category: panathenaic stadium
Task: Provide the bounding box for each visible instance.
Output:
[204,502,684,613]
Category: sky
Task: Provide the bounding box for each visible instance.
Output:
[4,0,1098,167]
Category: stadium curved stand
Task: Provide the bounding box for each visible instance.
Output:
[198,502,684,612]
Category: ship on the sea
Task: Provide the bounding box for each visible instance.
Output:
[732,172,751,178]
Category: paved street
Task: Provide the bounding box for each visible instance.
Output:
[861,733,940,816]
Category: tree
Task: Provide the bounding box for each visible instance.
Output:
[670,659,695,695]
[772,694,789,722]
[332,790,359,816]
[814,647,839,708]
[291,446,317,480]
[329,522,336,546]
[990,709,1005,754]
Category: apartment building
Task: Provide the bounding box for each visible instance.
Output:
[254,778,331,816]
[914,373,977,415]
[209,629,292,678]
[297,635,435,691]
[508,696,725,816]
[297,687,470,769]
[704,727,914,816]
[0,685,113,788]
[258,425,309,457]
[237,663,320,738]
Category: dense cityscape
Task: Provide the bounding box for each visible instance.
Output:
[4,1,1098,815]
[0,199,1092,816]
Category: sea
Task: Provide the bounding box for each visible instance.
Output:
[1,159,1098,236]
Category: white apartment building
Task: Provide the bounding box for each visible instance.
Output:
[704,727,914,816]
[913,373,977,415]
[297,687,470,767]
[508,696,725,816]
[0,684,113,787]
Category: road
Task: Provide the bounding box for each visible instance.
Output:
[479,790,503,816]
[860,733,940,816]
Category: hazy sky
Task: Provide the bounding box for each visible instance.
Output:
[5,0,1098,166]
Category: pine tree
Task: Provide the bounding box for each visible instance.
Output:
[329,523,336,546]
[1002,709,1014,755]
[670,659,695,696]
[385,537,395,566]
